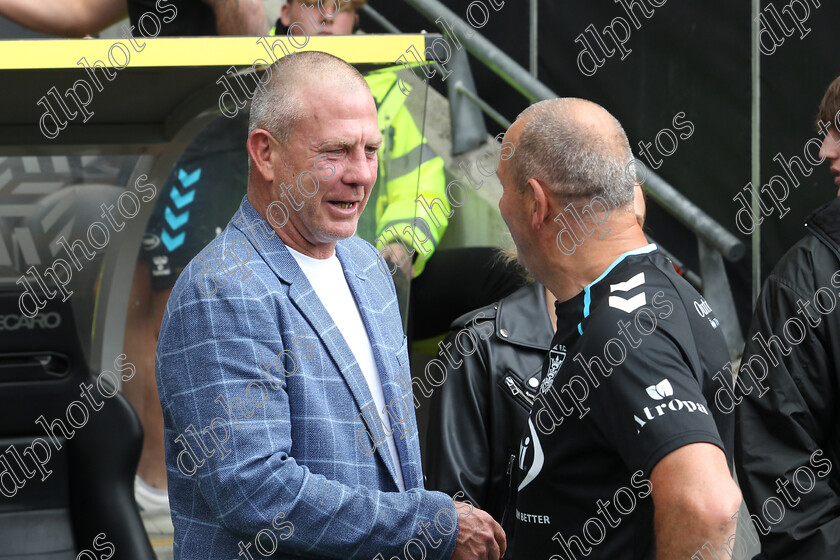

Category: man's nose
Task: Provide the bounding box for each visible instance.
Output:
[820,134,838,162]
[311,14,326,29]
[344,150,376,187]
[306,8,326,28]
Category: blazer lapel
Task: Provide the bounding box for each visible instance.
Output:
[338,245,419,490]
[286,281,366,402]
[288,270,406,490]
[231,199,403,489]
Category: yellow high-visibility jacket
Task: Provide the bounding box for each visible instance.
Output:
[363,65,449,277]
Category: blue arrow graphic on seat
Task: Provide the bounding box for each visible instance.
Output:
[165,207,190,230]
[178,168,202,188]
[170,186,195,209]
[161,230,186,251]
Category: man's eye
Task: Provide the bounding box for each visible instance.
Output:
[366,146,379,154]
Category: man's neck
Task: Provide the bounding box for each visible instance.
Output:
[286,244,335,262]
[279,232,336,259]
[247,189,336,259]
[541,221,650,303]
[544,286,558,333]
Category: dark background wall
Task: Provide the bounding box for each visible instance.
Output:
[366,0,839,334]
[3,1,837,334]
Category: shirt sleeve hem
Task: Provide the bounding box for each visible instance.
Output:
[640,430,727,477]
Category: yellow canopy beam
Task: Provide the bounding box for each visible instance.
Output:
[0,34,428,70]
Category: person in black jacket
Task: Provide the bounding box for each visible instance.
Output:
[424,184,647,525]
[424,281,553,525]
[735,76,840,559]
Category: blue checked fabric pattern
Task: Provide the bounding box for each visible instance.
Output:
[156,197,458,559]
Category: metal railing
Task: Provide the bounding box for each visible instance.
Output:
[643,171,744,262]
[366,0,746,357]
[529,0,538,78]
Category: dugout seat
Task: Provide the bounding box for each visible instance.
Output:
[0,284,155,560]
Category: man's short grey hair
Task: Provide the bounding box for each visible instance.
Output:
[511,98,635,210]
[248,51,369,144]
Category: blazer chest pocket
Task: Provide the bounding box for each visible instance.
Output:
[395,335,409,366]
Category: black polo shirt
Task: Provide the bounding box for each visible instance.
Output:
[512,245,734,559]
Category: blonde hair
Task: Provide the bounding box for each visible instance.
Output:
[493,231,531,281]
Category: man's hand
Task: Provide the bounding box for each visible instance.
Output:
[451,503,506,560]
[384,242,414,279]
[201,0,268,35]
[0,0,126,37]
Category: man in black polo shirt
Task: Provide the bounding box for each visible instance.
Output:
[496,98,742,559]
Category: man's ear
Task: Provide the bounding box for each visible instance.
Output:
[526,177,551,229]
[353,13,360,32]
[247,129,277,183]
[280,2,292,28]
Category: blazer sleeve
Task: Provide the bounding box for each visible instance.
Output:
[156,273,459,560]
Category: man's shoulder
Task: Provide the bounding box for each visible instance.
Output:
[586,254,682,329]
[574,254,719,375]
[767,233,839,296]
[338,236,394,281]
[450,301,498,331]
[448,282,547,342]
[763,198,840,295]
[170,223,275,308]
[159,225,284,358]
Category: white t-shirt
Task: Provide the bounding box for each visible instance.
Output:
[287,246,406,492]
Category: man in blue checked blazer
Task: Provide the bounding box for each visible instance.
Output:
[155,52,505,560]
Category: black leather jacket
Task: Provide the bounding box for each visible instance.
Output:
[422,282,554,523]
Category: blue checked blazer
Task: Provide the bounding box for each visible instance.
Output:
[156,197,459,559]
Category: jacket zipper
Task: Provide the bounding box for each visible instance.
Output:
[501,453,518,560]
[504,375,535,407]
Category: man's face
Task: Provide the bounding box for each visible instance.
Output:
[820,124,840,197]
[282,1,358,36]
[272,82,380,248]
[497,121,538,273]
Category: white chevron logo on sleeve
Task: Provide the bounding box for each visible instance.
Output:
[609,292,647,313]
[610,272,645,292]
